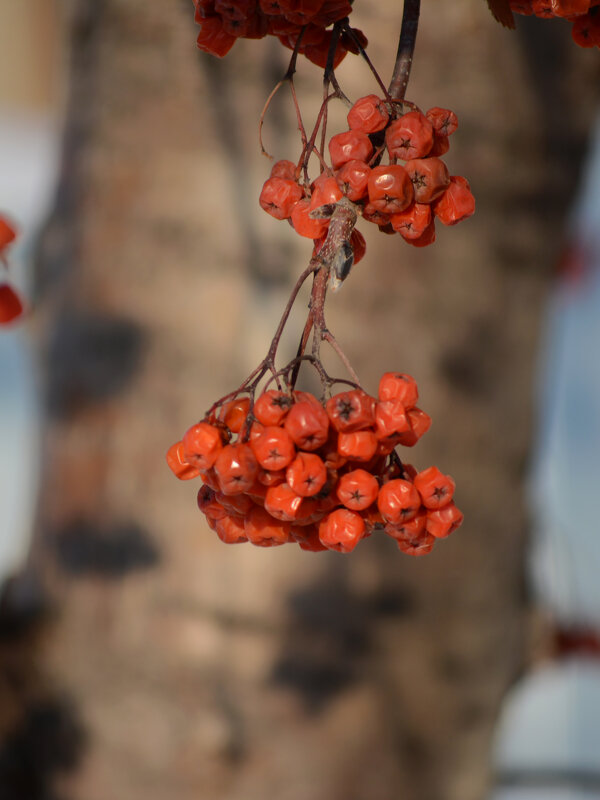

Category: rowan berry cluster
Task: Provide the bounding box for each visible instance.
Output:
[0,215,24,326]
[510,0,600,45]
[167,372,463,555]
[260,96,475,257]
[193,0,367,65]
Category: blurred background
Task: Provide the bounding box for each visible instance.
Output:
[0,1,599,799]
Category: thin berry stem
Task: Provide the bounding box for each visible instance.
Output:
[388,0,420,101]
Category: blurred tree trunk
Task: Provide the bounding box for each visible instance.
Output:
[25,2,600,799]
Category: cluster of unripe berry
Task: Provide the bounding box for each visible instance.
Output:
[192,0,366,65]
[167,372,463,554]
[0,216,23,326]
[260,96,475,256]
[510,0,600,45]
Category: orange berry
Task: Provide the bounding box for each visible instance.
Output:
[183,422,224,470]
[250,426,296,470]
[215,491,254,517]
[425,107,458,137]
[413,466,456,509]
[166,441,202,480]
[270,159,297,180]
[264,483,316,521]
[337,430,378,462]
[384,509,427,540]
[395,407,432,447]
[318,508,365,552]
[260,176,304,220]
[0,217,17,252]
[433,176,475,226]
[284,400,330,450]
[310,174,343,212]
[374,399,411,438]
[426,503,463,538]
[325,389,375,432]
[291,198,330,239]
[245,506,292,546]
[336,469,379,510]
[377,479,421,524]
[254,390,293,426]
[286,452,327,497]
[214,443,259,494]
[378,372,419,407]
[214,514,248,544]
[222,397,250,433]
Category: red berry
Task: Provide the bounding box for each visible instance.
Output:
[433,176,475,226]
[390,203,432,240]
[404,157,450,204]
[254,390,293,426]
[347,94,389,134]
[196,16,237,57]
[337,430,378,462]
[291,198,329,239]
[335,159,371,201]
[385,111,434,160]
[0,284,25,325]
[425,107,458,137]
[378,372,419,407]
[260,176,303,220]
[328,130,373,170]
[214,514,248,543]
[367,165,414,214]
[0,217,17,253]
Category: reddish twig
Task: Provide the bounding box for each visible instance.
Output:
[388,0,421,101]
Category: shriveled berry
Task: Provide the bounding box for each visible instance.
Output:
[196,16,237,57]
[222,397,251,433]
[374,399,411,438]
[377,479,421,524]
[214,514,248,543]
[347,94,389,133]
[329,130,373,170]
[254,390,293,426]
[337,430,378,462]
[414,466,456,509]
[245,506,292,546]
[395,407,432,446]
[260,176,304,219]
[425,107,458,137]
[326,389,375,432]
[378,372,419,407]
[270,159,297,180]
[284,400,330,450]
[390,203,432,240]
[367,165,414,214]
[426,502,463,538]
[404,157,450,204]
[385,111,434,160]
[335,159,371,201]
[265,482,316,521]
[291,198,330,238]
[197,484,228,520]
[433,176,475,226]
[318,508,365,552]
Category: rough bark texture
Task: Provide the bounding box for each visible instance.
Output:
[1,2,599,799]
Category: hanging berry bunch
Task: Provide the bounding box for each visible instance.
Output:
[193,0,367,66]
[168,373,463,554]
[488,0,600,45]
[0,216,25,326]
[260,97,475,260]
